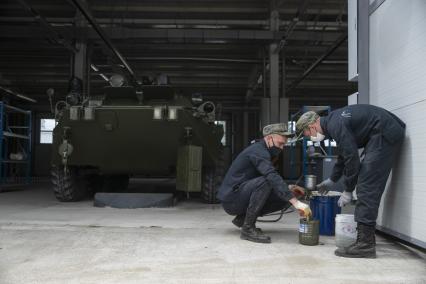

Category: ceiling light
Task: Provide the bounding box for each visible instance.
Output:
[194,25,228,29]
[90,64,99,72]
[100,73,109,82]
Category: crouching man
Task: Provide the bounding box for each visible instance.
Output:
[217,123,312,243]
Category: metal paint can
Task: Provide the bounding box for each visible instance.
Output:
[304,175,317,191]
[299,218,320,246]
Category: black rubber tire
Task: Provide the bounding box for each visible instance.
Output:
[101,175,130,192]
[201,148,225,204]
[51,166,87,202]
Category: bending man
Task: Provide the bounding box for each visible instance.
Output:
[296,104,405,258]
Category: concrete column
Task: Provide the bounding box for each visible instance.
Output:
[260,98,271,128]
[279,98,289,123]
[269,6,280,123]
[280,50,289,123]
[73,42,87,80]
[260,49,269,127]
[231,112,244,157]
[243,110,249,147]
[269,43,280,123]
[282,49,286,98]
[72,10,89,98]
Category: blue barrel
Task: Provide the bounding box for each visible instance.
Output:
[310,195,341,236]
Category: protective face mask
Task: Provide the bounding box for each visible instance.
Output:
[310,132,325,142]
[268,137,282,157]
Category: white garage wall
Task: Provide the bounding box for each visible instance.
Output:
[369,0,426,248]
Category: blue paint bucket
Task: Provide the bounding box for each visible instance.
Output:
[309,191,342,236]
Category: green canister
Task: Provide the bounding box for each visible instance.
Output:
[299,218,320,246]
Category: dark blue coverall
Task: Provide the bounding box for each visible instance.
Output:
[322,104,405,226]
[217,140,295,217]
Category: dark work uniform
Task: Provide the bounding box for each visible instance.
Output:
[321,104,405,226]
[217,140,294,217]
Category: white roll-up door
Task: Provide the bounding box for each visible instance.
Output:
[369,0,426,248]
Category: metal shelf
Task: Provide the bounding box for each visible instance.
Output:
[0,102,32,187]
[3,104,31,114]
[2,160,29,164]
[3,131,30,140]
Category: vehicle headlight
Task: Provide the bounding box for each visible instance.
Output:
[153,106,164,120]
[168,107,178,120]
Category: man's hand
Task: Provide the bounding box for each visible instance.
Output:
[288,184,305,199]
[337,191,353,207]
[293,200,312,218]
[316,178,335,195]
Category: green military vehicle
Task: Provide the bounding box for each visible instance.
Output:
[51,78,225,203]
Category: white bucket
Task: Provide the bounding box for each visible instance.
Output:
[335,214,357,248]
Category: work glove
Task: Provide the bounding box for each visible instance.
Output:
[288,184,305,199]
[337,191,353,207]
[316,178,335,195]
[293,200,312,218]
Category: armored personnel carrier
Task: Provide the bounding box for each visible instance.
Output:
[51,78,224,203]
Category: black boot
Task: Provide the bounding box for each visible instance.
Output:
[232,214,263,233]
[232,214,245,228]
[240,186,271,243]
[241,224,270,243]
[335,223,376,258]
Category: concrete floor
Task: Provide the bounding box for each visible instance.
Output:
[0,183,425,284]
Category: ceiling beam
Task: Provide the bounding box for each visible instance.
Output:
[68,0,137,82]
[0,16,347,28]
[1,26,340,41]
[286,33,348,92]
[16,0,78,53]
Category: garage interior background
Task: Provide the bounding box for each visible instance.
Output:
[0,0,355,175]
[0,0,423,248]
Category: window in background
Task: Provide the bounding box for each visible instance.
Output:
[40,119,56,144]
[214,120,226,146]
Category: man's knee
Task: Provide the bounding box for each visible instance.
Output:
[260,200,291,216]
[222,201,243,216]
[248,176,271,192]
[248,176,268,187]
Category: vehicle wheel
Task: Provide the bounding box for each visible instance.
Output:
[102,175,130,192]
[202,149,225,204]
[51,166,87,202]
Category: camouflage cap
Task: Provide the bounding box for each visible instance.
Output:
[296,111,319,134]
[262,123,293,137]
